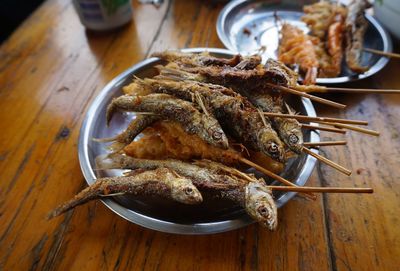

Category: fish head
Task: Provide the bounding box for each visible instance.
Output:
[259,131,286,162]
[207,122,229,149]
[282,121,304,154]
[245,182,278,230]
[170,175,203,205]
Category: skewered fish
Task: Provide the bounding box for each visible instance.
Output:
[154,51,293,88]
[95,115,160,144]
[152,51,243,67]
[155,62,304,153]
[48,167,203,218]
[345,0,371,73]
[127,77,286,162]
[106,93,229,149]
[100,154,278,230]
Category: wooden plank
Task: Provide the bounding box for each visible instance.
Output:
[313,56,400,270]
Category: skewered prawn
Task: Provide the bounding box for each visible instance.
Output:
[278,23,319,85]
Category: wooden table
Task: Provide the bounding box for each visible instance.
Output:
[1,1,399,270]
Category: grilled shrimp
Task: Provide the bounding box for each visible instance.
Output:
[106,93,229,149]
[279,23,319,85]
[48,167,203,218]
[301,1,336,39]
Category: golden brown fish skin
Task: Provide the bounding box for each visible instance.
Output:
[152,51,243,67]
[156,63,302,155]
[96,115,160,144]
[245,182,277,230]
[101,155,278,230]
[155,53,292,89]
[345,0,371,73]
[48,168,203,219]
[244,90,303,154]
[133,77,286,162]
[106,93,229,149]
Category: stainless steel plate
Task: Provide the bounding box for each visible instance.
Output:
[217,0,393,84]
[78,48,319,234]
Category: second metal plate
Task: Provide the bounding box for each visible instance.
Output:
[217,0,392,84]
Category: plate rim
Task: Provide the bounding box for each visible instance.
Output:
[216,0,393,84]
[78,47,320,235]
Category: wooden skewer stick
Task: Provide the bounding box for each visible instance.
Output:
[292,85,400,94]
[301,124,346,134]
[320,122,380,137]
[364,48,400,59]
[302,147,352,176]
[239,157,316,200]
[266,83,346,109]
[303,141,347,147]
[268,186,373,193]
[324,87,400,94]
[263,112,368,125]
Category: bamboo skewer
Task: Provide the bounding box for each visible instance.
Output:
[292,85,400,94]
[364,48,400,59]
[323,87,400,94]
[266,83,347,109]
[301,124,346,134]
[320,122,380,136]
[303,141,347,147]
[302,147,352,176]
[239,157,316,200]
[268,186,373,193]
[263,112,368,125]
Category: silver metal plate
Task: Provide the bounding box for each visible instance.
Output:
[78,48,319,234]
[217,0,393,84]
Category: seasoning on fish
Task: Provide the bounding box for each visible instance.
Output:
[100,154,278,230]
[129,77,286,162]
[48,167,203,218]
[345,0,371,73]
[152,51,243,67]
[155,54,293,89]
[106,93,229,149]
[95,115,160,144]
[156,61,303,153]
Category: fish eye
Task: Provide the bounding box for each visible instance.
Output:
[184,187,194,195]
[289,134,299,144]
[268,142,279,153]
[258,206,268,216]
[212,131,222,140]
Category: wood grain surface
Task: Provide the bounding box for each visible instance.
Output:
[0,0,399,270]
